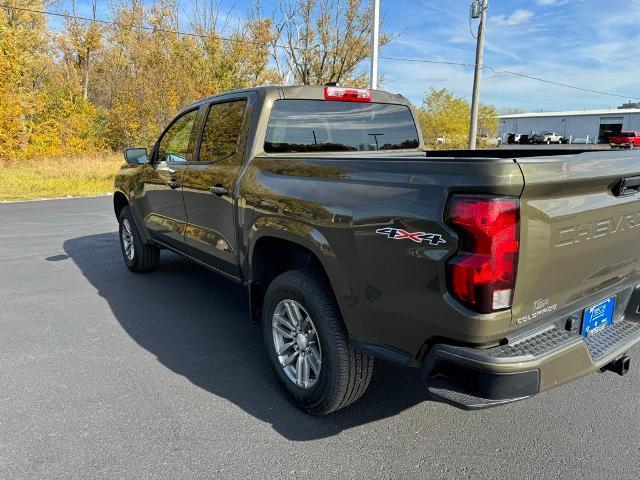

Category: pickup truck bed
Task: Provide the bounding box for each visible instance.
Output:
[422,148,640,407]
[113,85,640,413]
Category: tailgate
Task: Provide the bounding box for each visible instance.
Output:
[512,151,640,329]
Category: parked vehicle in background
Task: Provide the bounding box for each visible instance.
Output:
[519,134,531,145]
[610,131,640,149]
[113,85,640,414]
[532,132,563,144]
[507,133,521,144]
[478,133,502,147]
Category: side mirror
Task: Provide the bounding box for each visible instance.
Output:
[124,147,148,165]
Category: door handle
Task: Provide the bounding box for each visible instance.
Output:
[209,185,229,196]
[166,179,181,189]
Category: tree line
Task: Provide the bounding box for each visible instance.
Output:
[0,0,382,159]
[0,0,498,160]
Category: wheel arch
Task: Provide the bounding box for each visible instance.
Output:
[113,190,129,220]
[246,219,351,330]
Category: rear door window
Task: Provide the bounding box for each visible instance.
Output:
[198,100,247,163]
[264,100,420,153]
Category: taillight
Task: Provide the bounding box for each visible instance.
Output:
[323,86,371,102]
[445,195,520,313]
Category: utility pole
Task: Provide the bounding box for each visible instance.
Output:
[369,0,380,90]
[468,0,488,150]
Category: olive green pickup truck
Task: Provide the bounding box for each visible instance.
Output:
[113,85,640,414]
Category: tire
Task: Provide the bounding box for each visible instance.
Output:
[546,139,551,145]
[262,270,374,415]
[118,206,160,272]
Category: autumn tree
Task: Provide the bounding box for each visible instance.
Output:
[59,0,103,101]
[88,0,279,150]
[267,0,386,86]
[417,88,499,149]
[0,1,51,158]
[0,1,103,159]
[0,0,389,158]
[191,0,280,96]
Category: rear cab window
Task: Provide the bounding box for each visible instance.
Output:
[264,100,420,153]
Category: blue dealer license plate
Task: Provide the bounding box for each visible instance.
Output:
[581,296,615,337]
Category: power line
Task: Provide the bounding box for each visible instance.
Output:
[379,56,640,100]
[3,3,639,101]
[0,3,284,49]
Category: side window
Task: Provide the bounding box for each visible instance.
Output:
[158,110,198,163]
[199,100,247,163]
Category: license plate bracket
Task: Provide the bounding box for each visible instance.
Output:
[581,296,616,337]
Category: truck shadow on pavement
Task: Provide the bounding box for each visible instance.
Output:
[63,232,433,441]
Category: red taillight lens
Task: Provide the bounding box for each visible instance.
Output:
[445,195,519,313]
[323,86,371,102]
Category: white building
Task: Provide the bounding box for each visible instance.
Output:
[499,108,640,143]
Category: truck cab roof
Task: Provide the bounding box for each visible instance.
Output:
[183,85,413,111]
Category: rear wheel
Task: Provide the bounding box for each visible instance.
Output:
[119,206,160,272]
[262,270,374,415]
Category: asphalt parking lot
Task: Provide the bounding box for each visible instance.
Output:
[2,196,640,480]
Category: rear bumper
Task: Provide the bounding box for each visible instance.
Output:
[422,318,640,409]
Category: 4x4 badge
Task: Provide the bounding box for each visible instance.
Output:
[375,228,446,246]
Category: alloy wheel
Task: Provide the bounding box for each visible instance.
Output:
[272,299,322,389]
[121,218,135,261]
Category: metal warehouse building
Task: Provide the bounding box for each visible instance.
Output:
[499,108,640,143]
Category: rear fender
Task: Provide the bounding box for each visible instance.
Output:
[245,216,353,327]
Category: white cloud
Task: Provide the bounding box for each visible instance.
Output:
[379,0,640,111]
[493,9,535,26]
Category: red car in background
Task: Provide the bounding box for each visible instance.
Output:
[610,131,640,149]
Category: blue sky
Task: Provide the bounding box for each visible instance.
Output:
[56,0,640,112]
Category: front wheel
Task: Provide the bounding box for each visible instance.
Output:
[119,206,160,272]
[262,270,374,415]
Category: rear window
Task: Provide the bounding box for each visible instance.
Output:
[621,132,636,137]
[264,100,420,153]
